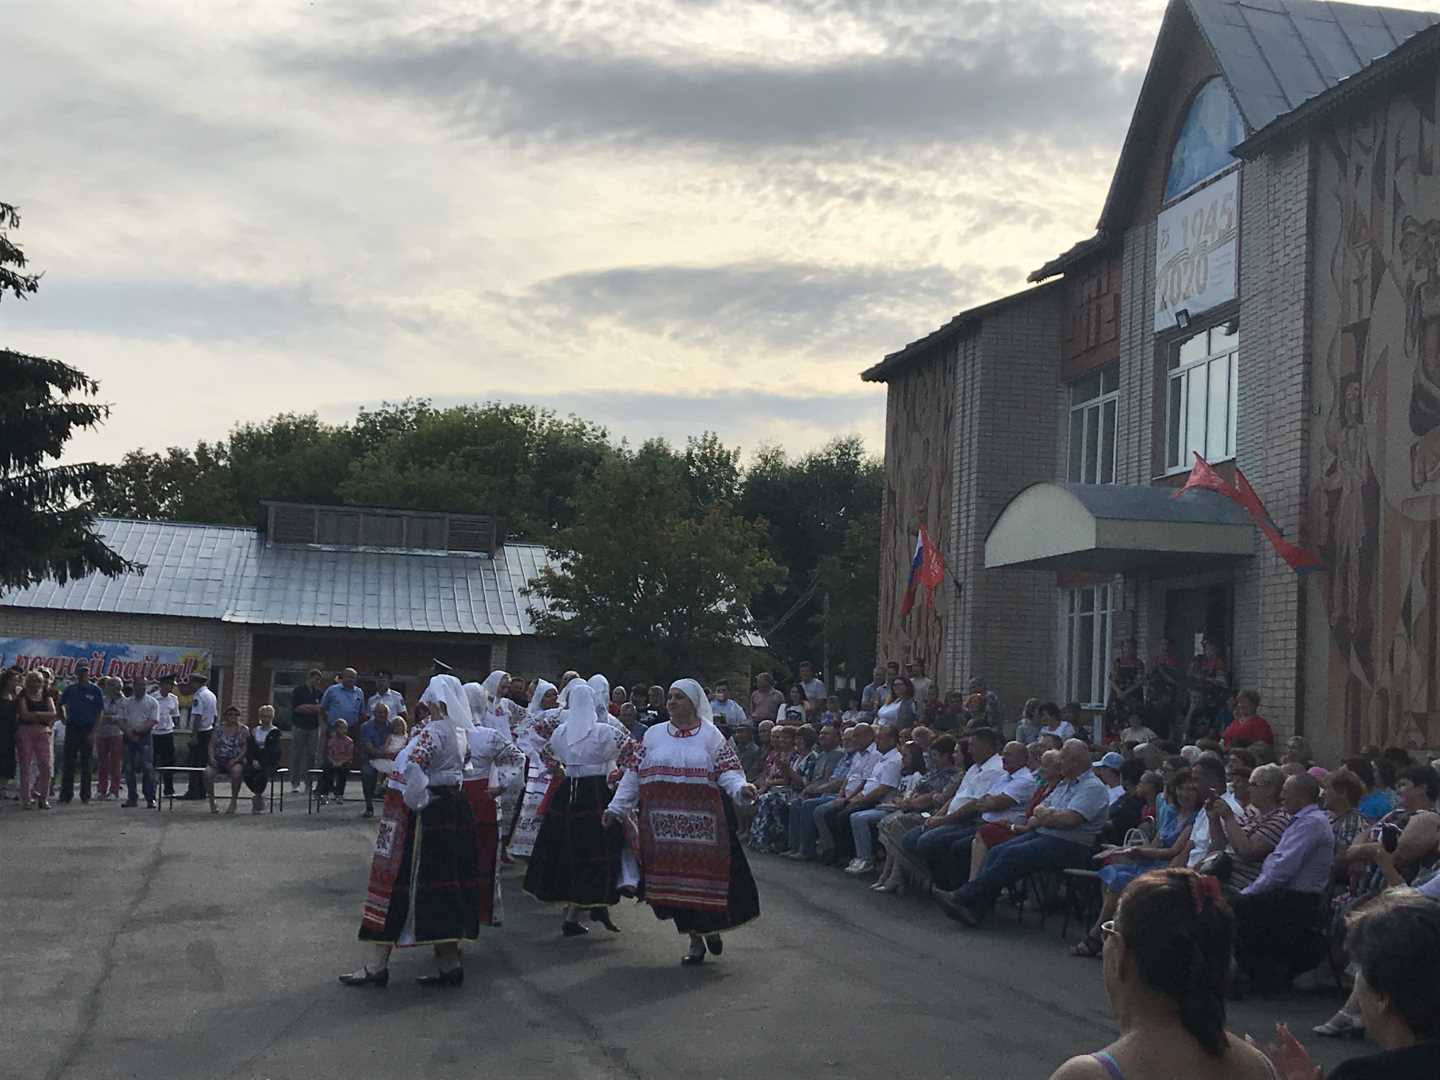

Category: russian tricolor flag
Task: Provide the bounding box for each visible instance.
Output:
[900,522,946,616]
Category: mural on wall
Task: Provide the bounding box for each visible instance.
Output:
[1312,69,1440,751]
[877,347,955,681]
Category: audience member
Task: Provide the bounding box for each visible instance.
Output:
[117,679,159,809]
[748,726,802,852]
[318,719,355,804]
[206,705,250,815]
[785,726,856,860]
[1221,689,1274,748]
[732,725,763,780]
[796,662,826,717]
[58,663,104,804]
[243,704,284,813]
[357,702,390,819]
[94,676,125,801]
[906,661,931,707]
[1015,698,1042,745]
[779,685,808,727]
[877,677,917,730]
[184,671,219,801]
[710,681,749,731]
[873,735,960,894]
[1210,763,1291,891]
[895,728,1006,890]
[830,725,902,873]
[859,667,889,717]
[1096,752,1126,803]
[288,668,326,795]
[1038,701,1074,741]
[812,724,879,863]
[749,672,785,727]
[16,670,58,810]
[1102,760,1150,844]
[148,673,182,799]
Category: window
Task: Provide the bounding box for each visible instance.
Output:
[1166,321,1238,472]
[1065,584,1115,708]
[1068,364,1120,484]
[1165,78,1244,204]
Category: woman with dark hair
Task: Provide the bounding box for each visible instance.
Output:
[876,677,916,730]
[1048,868,1280,1079]
[1268,887,1440,1079]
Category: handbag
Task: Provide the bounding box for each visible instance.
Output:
[1195,849,1233,883]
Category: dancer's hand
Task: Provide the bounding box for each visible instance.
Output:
[738,784,757,802]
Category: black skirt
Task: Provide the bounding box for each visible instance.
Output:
[523,774,623,907]
[649,793,760,935]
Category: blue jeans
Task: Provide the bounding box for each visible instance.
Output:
[902,823,978,891]
[952,832,1094,914]
[789,795,834,856]
[849,808,890,863]
[123,737,155,802]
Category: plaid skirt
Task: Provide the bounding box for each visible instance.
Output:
[358,787,483,946]
[522,774,623,907]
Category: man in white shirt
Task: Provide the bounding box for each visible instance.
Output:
[901,728,1006,890]
[1186,757,1229,869]
[150,673,183,798]
[1095,751,1126,804]
[365,669,407,729]
[813,723,877,861]
[709,681,750,732]
[907,661,932,709]
[841,726,906,874]
[184,671,219,800]
[796,662,827,719]
[118,682,160,808]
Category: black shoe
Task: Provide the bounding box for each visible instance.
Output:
[704,933,723,956]
[590,908,621,933]
[122,799,138,808]
[363,807,374,818]
[338,966,389,988]
[681,940,706,966]
[146,800,155,809]
[936,892,980,927]
[416,966,464,987]
[562,921,590,937]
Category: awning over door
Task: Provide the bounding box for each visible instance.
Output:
[984,483,1254,573]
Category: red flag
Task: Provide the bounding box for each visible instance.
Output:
[1174,453,1325,575]
[900,522,947,617]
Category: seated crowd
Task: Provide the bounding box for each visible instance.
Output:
[718,659,1440,1068]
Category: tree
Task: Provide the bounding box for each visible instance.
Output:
[0,203,135,590]
[528,446,780,682]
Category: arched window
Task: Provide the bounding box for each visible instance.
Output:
[1164,78,1245,203]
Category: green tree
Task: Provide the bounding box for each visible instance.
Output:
[0,203,134,589]
[528,446,779,682]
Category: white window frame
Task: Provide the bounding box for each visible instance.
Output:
[1165,321,1238,474]
[1067,364,1120,485]
[1063,583,1115,709]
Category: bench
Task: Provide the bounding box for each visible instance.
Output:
[154,766,288,813]
[307,768,365,815]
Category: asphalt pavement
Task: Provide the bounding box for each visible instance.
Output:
[0,795,1360,1079]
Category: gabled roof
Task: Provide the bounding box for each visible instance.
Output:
[1032,0,1439,281]
[859,282,1061,383]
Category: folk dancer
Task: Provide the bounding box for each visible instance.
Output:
[604,678,759,965]
[339,674,514,989]
[509,678,561,858]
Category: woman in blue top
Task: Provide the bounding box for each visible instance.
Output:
[1071,768,1202,958]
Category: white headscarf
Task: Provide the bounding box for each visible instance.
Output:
[480,670,509,709]
[669,678,713,726]
[558,681,599,751]
[462,682,487,722]
[588,674,611,722]
[420,674,473,736]
[528,678,557,717]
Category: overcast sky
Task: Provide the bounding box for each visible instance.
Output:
[7,0,1435,465]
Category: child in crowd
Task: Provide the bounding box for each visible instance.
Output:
[818,695,841,727]
[319,719,354,803]
[382,715,408,756]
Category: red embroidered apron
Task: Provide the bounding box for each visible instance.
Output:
[361,788,412,934]
[639,780,731,911]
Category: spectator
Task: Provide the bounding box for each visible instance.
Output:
[288,668,326,795]
[732,724,762,780]
[860,667,889,717]
[618,702,644,740]
[628,683,648,716]
[811,724,879,863]
[1323,769,1366,868]
[646,685,670,727]
[1176,757,1228,872]
[0,668,19,800]
[357,701,391,818]
[1230,773,1335,990]
[366,670,406,728]
[907,660,931,707]
[1119,716,1159,746]
[1274,887,1440,1079]
[16,670,58,809]
[779,685,808,727]
[818,694,843,727]
[1221,688,1274,748]
[930,691,965,733]
[1015,698,1042,745]
[1283,735,1315,767]
[877,676,917,730]
[243,704,284,813]
[784,726,854,859]
[1102,760,1151,845]
[710,681,749,732]
[967,748,1065,881]
[321,667,366,738]
[117,679,159,809]
[836,724,903,874]
[94,676,126,801]
[1224,749,1259,818]
[383,714,408,755]
[895,729,1007,891]
[938,738,1111,927]
[1038,701,1075,741]
[1331,765,1440,926]
[748,673,783,731]
[796,662,826,717]
[748,726,803,852]
[318,718,355,804]
[184,671,218,801]
[609,685,628,717]
[1073,768,1203,957]
[873,734,960,894]
[146,673,182,799]
[755,720,773,755]
[58,663,104,804]
[1048,869,1279,1080]
[207,706,250,814]
[1210,763,1291,891]
[1096,752,1126,803]
[1350,755,1400,822]
[920,684,943,727]
[1105,637,1146,741]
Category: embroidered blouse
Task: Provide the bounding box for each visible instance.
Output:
[607,721,747,816]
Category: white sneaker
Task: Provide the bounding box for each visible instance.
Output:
[845,860,875,875]
[842,858,863,873]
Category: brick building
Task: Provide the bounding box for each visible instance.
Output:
[866,0,1440,760]
[0,502,568,721]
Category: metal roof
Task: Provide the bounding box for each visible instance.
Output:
[1,518,770,647]
[1,518,550,637]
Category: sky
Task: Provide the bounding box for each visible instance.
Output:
[6,0,1436,466]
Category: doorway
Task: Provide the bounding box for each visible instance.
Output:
[1164,585,1233,667]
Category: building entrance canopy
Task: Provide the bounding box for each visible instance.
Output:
[984,483,1254,573]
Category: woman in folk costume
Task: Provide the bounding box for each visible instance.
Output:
[604,678,760,965]
[509,678,562,857]
[466,678,527,862]
[340,674,513,989]
[523,681,639,935]
[461,689,527,926]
